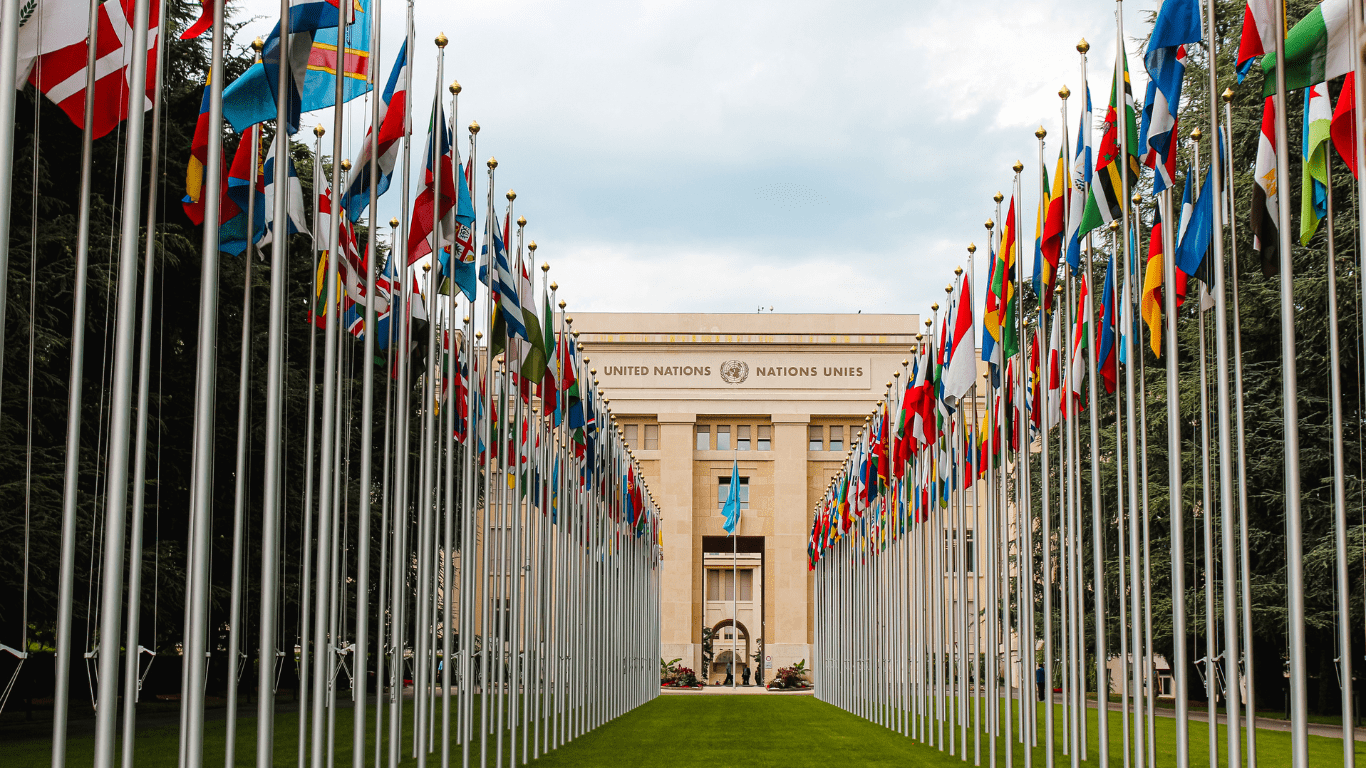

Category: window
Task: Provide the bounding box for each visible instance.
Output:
[717,476,749,509]
[706,568,753,601]
[737,425,751,451]
[757,425,771,451]
[945,530,976,573]
[829,426,844,453]
[716,425,731,451]
[696,425,710,451]
[808,425,824,451]
[965,530,975,573]
[624,424,638,446]
[644,424,659,450]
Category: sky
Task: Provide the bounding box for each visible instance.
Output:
[237,0,1163,318]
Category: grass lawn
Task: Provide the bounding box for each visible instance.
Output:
[5,694,1366,767]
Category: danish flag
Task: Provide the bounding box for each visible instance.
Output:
[28,0,160,141]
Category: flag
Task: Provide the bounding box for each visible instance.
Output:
[1140,0,1200,193]
[517,261,548,382]
[1260,0,1350,96]
[1175,165,1215,286]
[220,126,262,257]
[1235,0,1276,81]
[1067,275,1089,415]
[1079,51,1139,237]
[540,292,559,414]
[28,0,160,140]
[1028,330,1041,435]
[1065,86,1093,271]
[340,39,407,222]
[1332,72,1358,178]
[987,196,1019,361]
[13,0,92,87]
[259,132,310,249]
[487,214,527,342]
[1251,96,1280,278]
[1097,256,1117,394]
[1045,312,1061,428]
[1301,81,1331,245]
[941,271,975,405]
[301,0,371,111]
[1138,46,1185,192]
[1140,205,1186,356]
[1038,147,1067,309]
[1033,159,1048,303]
[183,73,216,225]
[407,97,458,265]
[221,0,348,134]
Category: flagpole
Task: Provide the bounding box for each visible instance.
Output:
[1221,86,1258,768]
[181,0,229,760]
[121,0,170,756]
[1107,219,1132,768]
[1270,2,1308,762]
[50,0,106,754]
[225,113,263,768]
[439,76,457,768]
[375,218,400,768]
[300,124,326,768]
[1033,126,1057,768]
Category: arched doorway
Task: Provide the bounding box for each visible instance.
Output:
[708,619,750,685]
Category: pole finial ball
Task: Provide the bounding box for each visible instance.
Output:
[506,189,517,201]
[541,261,550,272]
[450,81,461,95]
[475,331,482,339]
[558,299,566,309]
[1059,85,1070,99]
[1222,87,1235,102]
[985,218,994,230]
[517,215,527,227]
[966,244,975,255]
[1190,127,1203,141]
[1013,161,1024,173]
[487,156,497,169]
[944,285,953,294]
[470,120,480,134]
[993,191,1004,203]
[314,124,325,137]
[389,217,399,228]
[1132,192,1142,206]
[435,33,448,47]
[252,37,265,52]
[1077,38,1090,54]
[1035,126,1046,139]
[1108,221,1121,232]
[340,159,351,172]
[916,332,924,341]
[930,303,939,312]
[528,241,538,251]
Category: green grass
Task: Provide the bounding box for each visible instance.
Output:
[4,694,1366,767]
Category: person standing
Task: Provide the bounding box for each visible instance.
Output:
[1036,664,1046,702]
[742,665,751,686]
[724,658,734,686]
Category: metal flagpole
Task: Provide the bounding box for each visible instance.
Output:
[1034,127,1056,768]
[86,0,153,754]
[121,0,170,756]
[375,218,399,768]
[478,158,497,768]
[180,0,228,760]
[1191,144,1218,768]
[225,113,263,768]
[300,124,326,768]
[309,2,350,763]
[352,2,385,762]
[1108,219,1132,768]
[258,0,299,756]
[1270,0,1309,757]
[1221,86,1258,768]
[50,0,105,756]
[439,77,457,768]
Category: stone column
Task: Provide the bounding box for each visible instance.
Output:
[658,414,697,672]
[770,414,810,671]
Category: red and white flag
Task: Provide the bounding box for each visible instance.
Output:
[28,0,159,140]
[940,272,975,406]
[1235,0,1276,77]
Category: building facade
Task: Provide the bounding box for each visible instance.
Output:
[572,312,922,682]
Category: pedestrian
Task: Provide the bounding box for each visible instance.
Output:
[724,658,734,685]
[1036,664,1046,702]
[742,665,751,686]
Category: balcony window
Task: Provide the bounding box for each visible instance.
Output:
[717,476,749,509]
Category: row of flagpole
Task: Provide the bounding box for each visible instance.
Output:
[811,0,1366,766]
[0,0,668,764]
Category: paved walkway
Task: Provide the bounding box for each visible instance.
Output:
[660,685,813,696]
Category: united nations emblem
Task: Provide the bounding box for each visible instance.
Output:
[719,360,749,384]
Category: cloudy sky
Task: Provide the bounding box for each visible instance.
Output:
[239,0,1162,317]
